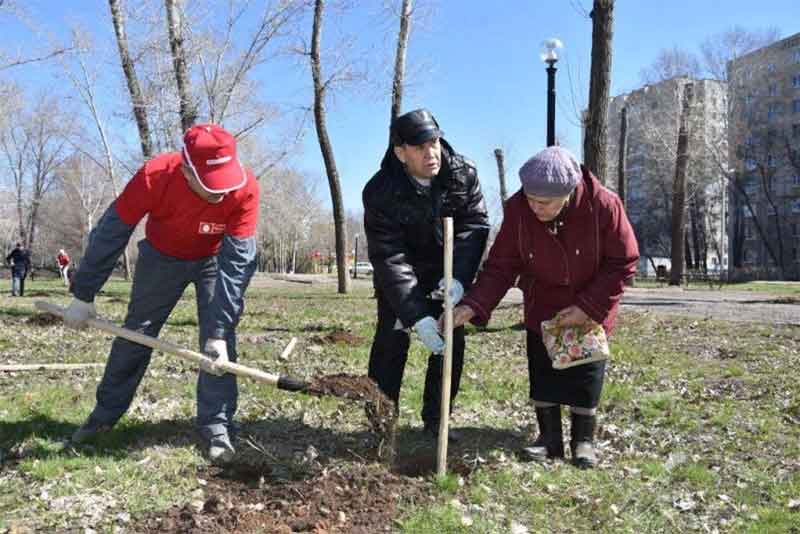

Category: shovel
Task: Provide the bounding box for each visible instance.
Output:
[34,301,396,440]
[35,301,308,392]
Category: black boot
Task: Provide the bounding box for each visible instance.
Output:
[570,412,598,469]
[521,405,564,461]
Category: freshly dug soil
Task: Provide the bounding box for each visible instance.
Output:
[132,463,426,534]
[27,312,61,326]
[306,374,397,461]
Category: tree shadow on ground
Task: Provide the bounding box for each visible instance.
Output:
[1,411,526,482]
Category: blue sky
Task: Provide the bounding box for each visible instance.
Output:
[2,1,799,214]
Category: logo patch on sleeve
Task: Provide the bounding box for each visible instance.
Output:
[198,222,226,235]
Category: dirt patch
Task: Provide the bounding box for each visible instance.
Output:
[307,374,397,461]
[132,463,426,533]
[315,331,365,345]
[26,312,61,326]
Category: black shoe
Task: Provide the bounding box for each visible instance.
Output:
[570,412,598,469]
[423,421,462,443]
[520,405,564,461]
[70,417,113,444]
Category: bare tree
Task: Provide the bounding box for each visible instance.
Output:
[583,0,614,181]
[165,0,197,131]
[62,29,132,278]
[0,96,71,251]
[639,46,701,85]
[494,148,508,204]
[616,105,627,206]
[700,25,781,81]
[108,0,153,158]
[389,0,413,136]
[669,83,692,285]
[309,0,349,293]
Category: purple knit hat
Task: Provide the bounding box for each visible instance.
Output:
[519,146,582,197]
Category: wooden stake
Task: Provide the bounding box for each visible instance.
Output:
[437,217,454,477]
[0,363,105,372]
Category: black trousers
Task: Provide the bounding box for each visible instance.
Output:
[367,295,465,424]
[527,329,605,408]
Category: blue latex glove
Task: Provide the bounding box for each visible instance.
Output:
[413,316,445,354]
[430,278,464,305]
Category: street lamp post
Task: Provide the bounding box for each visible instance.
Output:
[540,38,563,147]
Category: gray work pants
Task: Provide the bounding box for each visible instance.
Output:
[89,240,237,439]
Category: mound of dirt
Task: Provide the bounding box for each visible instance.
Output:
[133,463,426,533]
[306,374,397,461]
[26,312,61,326]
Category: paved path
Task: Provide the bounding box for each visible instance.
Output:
[501,286,800,326]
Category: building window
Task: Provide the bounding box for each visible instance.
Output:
[745,158,757,170]
[768,63,777,73]
[794,75,800,88]
[794,124,800,137]
[768,84,778,96]
[794,99,800,113]
[792,199,800,213]
[794,248,799,262]
[795,50,800,63]
[794,174,800,186]
[768,102,781,119]
[767,154,776,167]
[744,249,755,263]
[744,223,754,239]
[794,222,800,236]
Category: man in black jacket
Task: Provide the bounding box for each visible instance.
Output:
[6,243,31,297]
[362,109,489,437]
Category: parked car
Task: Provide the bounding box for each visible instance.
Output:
[350,261,374,275]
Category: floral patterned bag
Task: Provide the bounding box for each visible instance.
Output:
[541,318,610,369]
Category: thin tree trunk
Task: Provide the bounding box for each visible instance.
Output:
[669,84,692,286]
[494,148,508,204]
[689,195,702,271]
[389,0,413,142]
[165,0,197,132]
[108,0,153,159]
[616,106,627,207]
[310,0,350,293]
[583,0,614,181]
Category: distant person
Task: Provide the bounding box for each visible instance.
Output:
[64,124,260,464]
[362,109,489,438]
[6,242,31,297]
[56,249,71,286]
[451,147,639,468]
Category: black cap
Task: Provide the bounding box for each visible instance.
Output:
[390,109,444,146]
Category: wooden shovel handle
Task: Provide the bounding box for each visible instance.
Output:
[35,301,305,391]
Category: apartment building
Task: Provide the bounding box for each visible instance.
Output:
[727,31,800,280]
[604,76,729,274]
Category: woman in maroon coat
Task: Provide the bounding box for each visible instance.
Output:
[452,146,639,468]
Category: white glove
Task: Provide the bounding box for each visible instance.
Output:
[430,278,464,305]
[63,298,96,329]
[204,338,229,376]
[413,316,445,354]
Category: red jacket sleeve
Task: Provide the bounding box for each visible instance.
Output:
[461,200,524,326]
[575,194,639,324]
[114,164,154,226]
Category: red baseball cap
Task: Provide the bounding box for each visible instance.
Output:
[182,124,247,193]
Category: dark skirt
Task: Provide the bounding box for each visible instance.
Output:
[526,329,606,408]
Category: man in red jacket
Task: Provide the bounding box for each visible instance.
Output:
[452,146,639,468]
[64,124,260,464]
[56,249,70,286]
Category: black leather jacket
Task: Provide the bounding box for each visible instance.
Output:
[363,139,489,327]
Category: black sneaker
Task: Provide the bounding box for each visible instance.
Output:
[423,421,462,443]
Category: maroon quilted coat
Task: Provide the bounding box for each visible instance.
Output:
[462,167,639,335]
